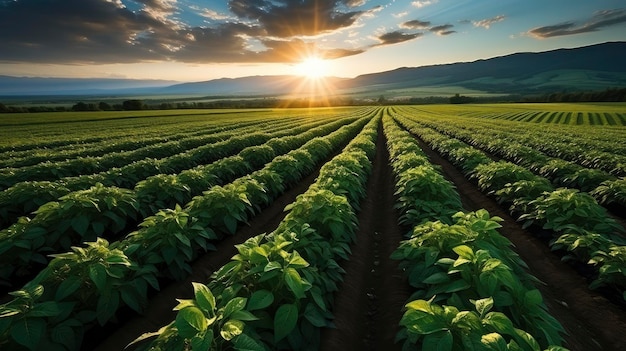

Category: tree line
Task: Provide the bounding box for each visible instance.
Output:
[1,87,625,113]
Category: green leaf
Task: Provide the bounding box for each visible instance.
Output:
[0,308,20,318]
[29,301,61,317]
[192,282,216,314]
[284,268,306,299]
[96,291,120,325]
[481,333,508,351]
[92,221,105,236]
[220,319,245,341]
[191,330,213,351]
[513,329,541,350]
[71,215,90,236]
[474,297,494,318]
[304,303,326,327]
[274,303,298,343]
[422,330,453,351]
[51,324,76,351]
[89,264,108,292]
[174,232,191,246]
[176,306,207,339]
[223,297,247,319]
[264,261,282,272]
[55,277,81,300]
[230,310,259,321]
[247,290,274,311]
[443,279,471,293]
[121,288,142,313]
[453,245,474,259]
[423,272,450,285]
[224,215,238,234]
[234,333,265,351]
[11,318,46,350]
[173,299,195,311]
[524,289,543,306]
[483,312,515,335]
[288,252,309,268]
[105,254,130,266]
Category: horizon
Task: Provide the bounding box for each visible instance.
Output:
[1,1,625,82]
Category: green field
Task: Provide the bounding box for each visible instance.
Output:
[0,104,625,351]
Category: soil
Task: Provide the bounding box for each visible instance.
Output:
[320,123,410,351]
[412,132,626,351]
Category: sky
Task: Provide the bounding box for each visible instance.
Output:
[0,0,625,82]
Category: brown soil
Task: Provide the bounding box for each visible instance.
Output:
[320,123,410,351]
[412,133,626,351]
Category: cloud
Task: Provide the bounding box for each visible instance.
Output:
[429,24,455,35]
[412,0,437,8]
[344,0,366,7]
[200,9,232,21]
[373,31,423,46]
[0,0,175,63]
[228,0,366,37]
[401,19,431,29]
[0,0,406,65]
[134,0,177,12]
[473,15,505,29]
[245,38,363,62]
[528,8,626,38]
[393,11,409,19]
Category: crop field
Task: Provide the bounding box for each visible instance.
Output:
[0,103,625,351]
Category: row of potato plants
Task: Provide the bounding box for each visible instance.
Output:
[392,111,626,302]
[0,115,368,288]
[0,109,365,159]
[128,112,381,351]
[0,117,263,169]
[0,111,247,153]
[402,106,626,176]
[0,120,279,214]
[0,117,307,190]
[432,108,626,168]
[0,113,374,351]
[396,108,626,209]
[0,114,357,228]
[382,113,567,351]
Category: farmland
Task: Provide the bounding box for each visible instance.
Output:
[0,103,625,351]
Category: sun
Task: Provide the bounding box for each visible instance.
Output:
[295,57,329,79]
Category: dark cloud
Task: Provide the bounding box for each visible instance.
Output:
[0,0,174,63]
[0,0,406,65]
[529,8,626,38]
[228,0,365,37]
[401,19,431,29]
[374,31,423,46]
[430,24,455,35]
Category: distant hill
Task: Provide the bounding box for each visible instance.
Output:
[341,41,626,94]
[0,76,176,96]
[1,41,624,97]
[160,75,348,95]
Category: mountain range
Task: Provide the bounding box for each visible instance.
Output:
[0,41,624,97]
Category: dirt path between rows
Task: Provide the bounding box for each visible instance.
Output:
[321,122,410,351]
[90,163,325,351]
[412,133,626,351]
